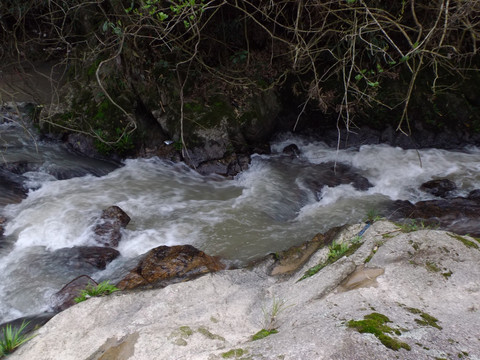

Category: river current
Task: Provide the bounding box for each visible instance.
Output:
[1,112,480,324]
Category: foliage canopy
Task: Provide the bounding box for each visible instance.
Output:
[1,0,479,140]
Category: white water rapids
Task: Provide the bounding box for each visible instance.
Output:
[1,121,480,323]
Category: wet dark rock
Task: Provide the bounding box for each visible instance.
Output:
[196,153,250,177]
[0,216,5,237]
[420,179,457,198]
[240,90,281,146]
[0,168,27,195]
[226,154,250,177]
[185,140,228,169]
[468,189,480,200]
[50,275,98,312]
[304,162,373,197]
[93,206,131,247]
[0,161,39,175]
[282,144,301,156]
[52,246,120,270]
[389,196,480,237]
[65,133,103,160]
[116,245,225,291]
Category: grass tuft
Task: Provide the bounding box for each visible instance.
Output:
[0,321,35,355]
[74,280,119,303]
[396,219,429,233]
[365,209,382,223]
[299,239,363,281]
[251,329,278,341]
[447,233,479,249]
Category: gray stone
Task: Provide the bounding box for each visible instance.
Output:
[9,222,480,360]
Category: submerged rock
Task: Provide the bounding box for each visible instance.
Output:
[0,216,5,237]
[0,168,28,197]
[468,189,480,200]
[116,245,225,290]
[50,275,97,312]
[282,143,301,157]
[304,161,373,196]
[420,179,457,198]
[0,160,39,175]
[195,153,250,177]
[52,246,120,270]
[93,206,131,247]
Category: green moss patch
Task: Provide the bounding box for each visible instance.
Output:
[178,326,193,337]
[347,313,411,351]
[222,348,247,358]
[406,308,442,330]
[251,329,278,341]
[425,261,441,273]
[448,234,479,249]
[197,326,225,341]
[441,270,453,279]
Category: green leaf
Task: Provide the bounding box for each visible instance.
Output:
[400,56,409,63]
[157,12,168,21]
[367,81,379,87]
[355,74,363,81]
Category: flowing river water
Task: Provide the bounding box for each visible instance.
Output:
[1,109,480,324]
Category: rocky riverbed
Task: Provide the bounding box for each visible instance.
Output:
[7,221,480,360]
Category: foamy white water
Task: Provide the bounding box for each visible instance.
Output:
[1,128,480,323]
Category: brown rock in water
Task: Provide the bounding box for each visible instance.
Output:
[50,275,98,312]
[420,179,457,198]
[93,206,131,247]
[117,245,225,290]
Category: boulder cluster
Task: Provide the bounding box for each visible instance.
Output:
[49,205,225,313]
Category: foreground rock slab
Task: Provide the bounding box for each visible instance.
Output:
[9,222,480,360]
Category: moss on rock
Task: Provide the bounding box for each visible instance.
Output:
[347,313,411,351]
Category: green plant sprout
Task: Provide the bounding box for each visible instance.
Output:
[251,295,292,341]
[0,320,36,356]
[261,296,291,331]
[396,219,428,233]
[365,209,382,223]
[74,281,119,303]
